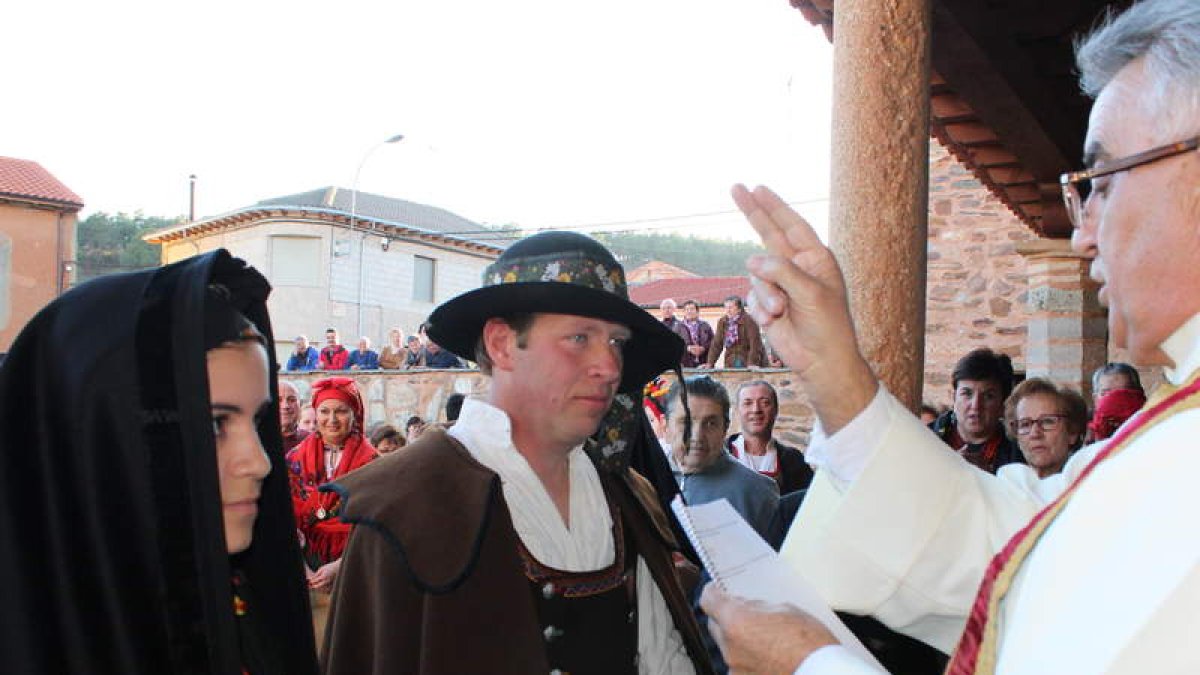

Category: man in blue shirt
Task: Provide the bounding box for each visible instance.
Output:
[423,339,463,369]
[347,336,380,370]
[285,335,319,371]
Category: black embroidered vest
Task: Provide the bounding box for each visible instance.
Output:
[516,499,639,675]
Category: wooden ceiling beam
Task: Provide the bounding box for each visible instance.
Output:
[942,122,999,145]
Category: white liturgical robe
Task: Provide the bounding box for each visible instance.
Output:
[781,313,1200,674]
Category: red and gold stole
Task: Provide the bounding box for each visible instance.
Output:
[946,373,1200,675]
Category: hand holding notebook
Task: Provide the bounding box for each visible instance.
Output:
[672,495,883,669]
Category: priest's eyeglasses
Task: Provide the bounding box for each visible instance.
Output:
[1011,414,1067,436]
[1060,136,1199,228]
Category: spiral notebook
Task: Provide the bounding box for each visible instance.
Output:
[671,495,883,669]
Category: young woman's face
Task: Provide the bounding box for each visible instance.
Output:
[206,341,272,554]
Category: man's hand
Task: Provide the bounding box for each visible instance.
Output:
[701,584,838,675]
[309,558,342,593]
[732,184,877,434]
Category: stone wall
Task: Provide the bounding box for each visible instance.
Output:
[282,367,816,449]
[923,141,1037,407]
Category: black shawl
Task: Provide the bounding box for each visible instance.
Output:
[0,250,317,674]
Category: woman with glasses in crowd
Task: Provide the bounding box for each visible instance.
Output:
[1004,378,1089,478]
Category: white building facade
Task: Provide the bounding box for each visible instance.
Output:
[145,187,504,362]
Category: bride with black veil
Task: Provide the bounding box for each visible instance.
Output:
[0,250,317,674]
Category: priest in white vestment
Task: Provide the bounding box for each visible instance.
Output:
[697,1,1200,672]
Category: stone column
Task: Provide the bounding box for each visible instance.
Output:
[1017,239,1106,396]
[828,0,933,411]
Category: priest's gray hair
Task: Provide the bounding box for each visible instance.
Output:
[1075,0,1200,139]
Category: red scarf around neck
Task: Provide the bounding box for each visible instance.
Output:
[286,432,376,565]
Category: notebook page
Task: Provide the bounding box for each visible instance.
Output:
[672,496,883,670]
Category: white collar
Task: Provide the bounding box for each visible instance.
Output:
[447,398,614,571]
[448,397,516,455]
[1161,313,1200,386]
[731,433,778,455]
[731,434,778,472]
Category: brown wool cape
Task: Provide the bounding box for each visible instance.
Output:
[320,430,715,675]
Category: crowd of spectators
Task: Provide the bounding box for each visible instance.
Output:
[642,347,1146,561]
[920,349,1145,481]
[659,295,785,370]
[267,266,1155,675]
[289,298,789,374]
[278,375,466,467]
[652,350,1147,548]
[287,320,1142,488]
[648,346,1149,674]
[284,324,464,372]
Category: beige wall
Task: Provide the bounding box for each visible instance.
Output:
[160,217,495,362]
[282,366,814,449]
[0,201,76,351]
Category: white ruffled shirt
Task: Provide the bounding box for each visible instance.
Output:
[449,398,695,675]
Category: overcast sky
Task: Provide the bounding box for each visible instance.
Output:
[4,0,833,241]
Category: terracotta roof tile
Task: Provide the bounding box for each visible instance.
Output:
[626,260,699,284]
[628,276,751,308]
[0,157,83,208]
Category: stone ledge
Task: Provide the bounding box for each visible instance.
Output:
[1015,238,1088,260]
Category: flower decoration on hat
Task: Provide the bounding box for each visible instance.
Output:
[426,230,683,395]
[643,375,670,418]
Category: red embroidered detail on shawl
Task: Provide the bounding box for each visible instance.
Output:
[286,432,375,563]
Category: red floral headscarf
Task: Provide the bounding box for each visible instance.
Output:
[310,376,365,433]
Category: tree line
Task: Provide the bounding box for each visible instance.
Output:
[75,212,178,282]
[75,214,761,284]
[593,231,764,277]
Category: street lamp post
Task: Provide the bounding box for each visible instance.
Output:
[352,133,404,340]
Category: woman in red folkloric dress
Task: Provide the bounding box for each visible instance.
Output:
[286,377,377,593]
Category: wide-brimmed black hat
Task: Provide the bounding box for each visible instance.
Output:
[427,231,683,393]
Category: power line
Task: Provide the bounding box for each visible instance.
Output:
[427,197,829,241]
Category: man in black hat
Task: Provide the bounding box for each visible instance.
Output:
[322,231,714,675]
